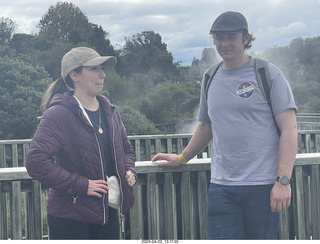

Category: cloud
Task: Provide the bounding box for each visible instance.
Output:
[1,0,319,65]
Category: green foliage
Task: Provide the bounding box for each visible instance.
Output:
[0,17,17,45]
[37,2,91,43]
[139,81,200,124]
[30,42,74,79]
[118,31,178,80]
[10,34,53,54]
[258,36,320,113]
[88,24,115,57]
[187,47,218,82]
[0,57,51,139]
[1,2,320,139]
[117,105,160,135]
[36,2,115,58]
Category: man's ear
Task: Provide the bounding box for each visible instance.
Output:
[243,33,249,46]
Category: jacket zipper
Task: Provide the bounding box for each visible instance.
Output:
[111,113,125,234]
[72,96,107,225]
[72,196,79,204]
[94,132,107,225]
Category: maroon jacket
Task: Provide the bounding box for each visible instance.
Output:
[26,91,135,225]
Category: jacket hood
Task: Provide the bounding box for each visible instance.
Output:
[49,91,116,116]
[49,91,81,114]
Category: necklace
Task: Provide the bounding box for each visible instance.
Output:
[87,107,103,134]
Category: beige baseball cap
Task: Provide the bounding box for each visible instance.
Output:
[61,47,117,81]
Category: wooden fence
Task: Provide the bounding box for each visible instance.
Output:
[0,131,320,240]
[1,130,319,168]
[0,154,320,240]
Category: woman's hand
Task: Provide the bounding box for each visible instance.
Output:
[126,170,136,187]
[87,179,109,197]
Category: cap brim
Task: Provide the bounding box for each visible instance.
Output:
[210,28,247,34]
[83,56,117,68]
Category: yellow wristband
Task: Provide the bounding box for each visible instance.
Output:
[178,154,186,164]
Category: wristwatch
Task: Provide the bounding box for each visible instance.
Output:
[276,176,290,185]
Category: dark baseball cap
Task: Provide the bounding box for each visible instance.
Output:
[210,11,248,34]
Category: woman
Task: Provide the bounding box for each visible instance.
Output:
[26,47,136,239]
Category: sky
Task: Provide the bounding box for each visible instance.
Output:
[1,0,320,65]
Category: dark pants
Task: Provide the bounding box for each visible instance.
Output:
[47,207,120,240]
[206,183,280,240]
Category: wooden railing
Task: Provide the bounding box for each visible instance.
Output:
[0,154,320,240]
[1,130,319,168]
[0,131,320,240]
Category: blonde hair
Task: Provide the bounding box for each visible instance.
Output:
[243,31,255,50]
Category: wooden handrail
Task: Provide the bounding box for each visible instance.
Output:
[1,130,320,169]
[1,154,320,240]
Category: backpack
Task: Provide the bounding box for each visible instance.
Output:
[203,57,281,136]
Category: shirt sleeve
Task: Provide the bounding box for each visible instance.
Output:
[268,63,298,115]
[197,72,212,123]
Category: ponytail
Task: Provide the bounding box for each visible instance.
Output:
[40,77,70,112]
[40,67,81,113]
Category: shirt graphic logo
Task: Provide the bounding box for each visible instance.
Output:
[237,82,254,98]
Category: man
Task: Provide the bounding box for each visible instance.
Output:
[152,11,297,239]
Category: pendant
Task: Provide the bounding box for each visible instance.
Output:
[98,127,103,134]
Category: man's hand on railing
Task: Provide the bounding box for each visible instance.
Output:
[152,153,182,167]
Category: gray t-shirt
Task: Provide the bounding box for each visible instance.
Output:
[198,57,297,185]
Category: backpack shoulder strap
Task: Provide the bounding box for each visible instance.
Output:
[204,62,223,100]
[254,57,272,102]
[254,58,281,136]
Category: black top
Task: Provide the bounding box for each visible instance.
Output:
[85,107,115,177]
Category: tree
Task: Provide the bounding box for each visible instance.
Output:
[117,105,160,135]
[139,81,200,125]
[88,24,115,56]
[259,36,320,113]
[119,31,178,79]
[102,68,135,105]
[10,33,53,54]
[31,42,74,79]
[200,47,218,66]
[0,57,51,139]
[0,17,17,45]
[185,47,218,83]
[37,2,91,43]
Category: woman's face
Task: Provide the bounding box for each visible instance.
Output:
[72,64,106,97]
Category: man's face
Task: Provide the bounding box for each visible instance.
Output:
[214,32,249,61]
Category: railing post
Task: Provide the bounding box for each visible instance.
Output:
[134,140,141,161]
[163,173,177,239]
[316,134,320,152]
[197,171,208,239]
[147,173,159,239]
[181,172,193,239]
[294,166,306,239]
[25,180,42,239]
[0,185,8,240]
[0,144,5,168]
[10,181,22,240]
[279,208,290,239]
[310,165,320,239]
[129,183,144,239]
